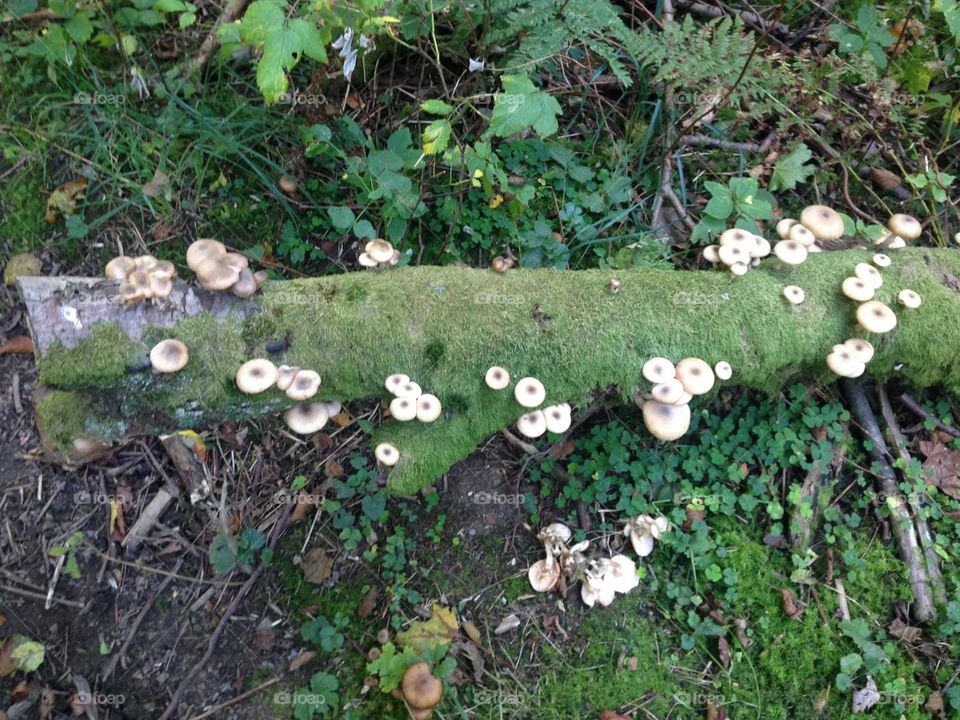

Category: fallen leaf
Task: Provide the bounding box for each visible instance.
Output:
[851,675,880,713]
[142,168,169,198]
[925,690,944,714]
[253,622,275,651]
[39,686,55,719]
[813,686,830,713]
[288,650,317,672]
[0,336,33,355]
[45,178,87,223]
[705,701,729,720]
[3,253,41,285]
[599,712,629,720]
[494,614,521,635]
[717,636,731,668]
[919,439,960,499]
[887,617,921,643]
[734,617,753,648]
[450,640,484,682]
[10,680,29,702]
[291,492,316,522]
[781,588,804,620]
[462,619,483,646]
[396,605,459,653]
[357,586,379,618]
[301,548,333,584]
[323,457,344,479]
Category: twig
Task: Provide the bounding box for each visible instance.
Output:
[682,131,776,153]
[0,583,84,609]
[898,393,960,438]
[675,0,791,37]
[187,677,280,720]
[834,577,851,621]
[182,0,251,77]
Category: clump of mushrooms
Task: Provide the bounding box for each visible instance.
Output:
[358,239,401,270]
[106,253,177,304]
[634,356,727,441]
[702,228,771,276]
[624,514,671,556]
[186,239,267,298]
[384,372,442,424]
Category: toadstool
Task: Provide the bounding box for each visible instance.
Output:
[514,377,546,408]
[149,339,189,373]
[236,358,279,394]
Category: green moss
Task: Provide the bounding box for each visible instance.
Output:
[40,323,141,388]
[0,167,50,254]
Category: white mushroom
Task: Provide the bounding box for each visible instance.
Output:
[485,366,511,390]
[514,377,546,408]
[516,410,547,438]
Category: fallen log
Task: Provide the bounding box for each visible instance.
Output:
[17,248,960,494]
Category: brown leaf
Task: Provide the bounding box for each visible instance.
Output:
[734,617,753,648]
[813,686,830,714]
[357,586,379,618]
[494,614,521,635]
[550,436,577,460]
[288,650,317,672]
[323,457,344,479]
[45,178,87,223]
[0,336,34,355]
[919,439,960,499]
[291,492,316,522]
[868,167,901,190]
[0,637,17,677]
[925,690,944,714]
[462,619,483,647]
[301,548,333,584]
[717,635,731,668]
[253,623,275,651]
[450,640,484,682]
[887,617,921,643]
[142,168,169,198]
[781,588,804,620]
[40,686,55,719]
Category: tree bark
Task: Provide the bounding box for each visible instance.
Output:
[17,248,960,494]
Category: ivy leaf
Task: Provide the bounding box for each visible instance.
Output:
[486,74,561,139]
[769,143,815,192]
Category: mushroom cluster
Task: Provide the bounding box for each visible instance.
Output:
[384,373,442,423]
[105,254,177,304]
[826,338,874,378]
[634,356,729,441]
[777,204,845,249]
[702,228,771,276]
[483,367,573,439]
[876,213,921,249]
[358,239,401,269]
[399,662,443,719]
[624,514,671,556]
[186,239,267,297]
[234,357,340,436]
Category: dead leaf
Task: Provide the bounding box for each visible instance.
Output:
[887,617,921,643]
[462,619,483,646]
[868,167,901,190]
[357,586,379,618]
[450,640,484,682]
[142,168,169,198]
[288,650,317,672]
[0,637,17,677]
[494,614,521,635]
[717,636,731,668]
[0,336,34,355]
[291,492,316,522]
[39,686,55,719]
[550,436,577,459]
[3,253,41,285]
[253,622,275,651]
[734,617,753,648]
[396,604,459,653]
[925,690,944,714]
[45,178,87,223]
[323,457,344,479]
[301,548,333,584]
[10,680,29,702]
[919,439,960,499]
[781,588,804,620]
[599,712,629,720]
[813,686,830,713]
[851,676,880,713]
[705,701,729,720]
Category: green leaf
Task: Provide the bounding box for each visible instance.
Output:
[704,192,733,219]
[11,640,45,672]
[154,0,189,11]
[421,99,454,115]
[840,653,863,675]
[352,219,376,239]
[209,531,237,573]
[327,206,356,231]
[7,0,39,18]
[486,74,562,139]
[65,13,93,43]
[361,492,386,521]
[941,0,960,45]
[769,143,815,192]
[422,118,452,155]
[835,672,852,691]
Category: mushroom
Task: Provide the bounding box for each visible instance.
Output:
[599,555,640,594]
[105,256,137,280]
[134,255,158,272]
[750,236,772,258]
[275,365,300,392]
[485,366,511,390]
[401,663,443,717]
[516,410,547,438]
[719,228,755,248]
[358,253,378,268]
[385,373,410,394]
[642,401,691,441]
[841,277,875,302]
[651,379,685,405]
[374,442,400,467]
[117,282,142,304]
[608,277,622,294]
[773,240,808,265]
[416,394,442,422]
[718,244,748,267]
[195,257,241,290]
[236,358,279,394]
[514,377,546,408]
[898,289,922,309]
[231,268,259,298]
[844,338,874,363]
[148,273,173,300]
[675,357,715,396]
[800,204,845,240]
[127,270,153,298]
[642,357,676,384]
[776,218,798,239]
[365,239,396,265]
[322,400,342,417]
[857,301,898,334]
[783,285,805,305]
[872,253,891,268]
[729,262,749,277]
[702,245,721,263]
[888,213,921,241]
[491,256,512,273]
[788,223,817,247]
[714,361,732,380]
[580,563,616,608]
[538,523,572,555]
[220,252,249,271]
[394,381,423,399]
[186,239,226,270]
[854,262,883,289]
[528,557,561,592]
[826,349,865,378]
[624,515,670,556]
[149,339,189,373]
[286,370,321,401]
[284,403,329,434]
[389,396,418,422]
[543,404,572,434]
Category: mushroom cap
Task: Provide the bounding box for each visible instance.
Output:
[514,377,546,408]
[872,253,891,268]
[275,365,300,391]
[322,400,342,417]
[358,253,378,268]
[128,270,153,297]
[714,361,732,380]
[854,262,883,289]
[149,273,174,299]
[365,239,396,264]
[841,277,874,302]
[231,268,259,298]
[888,213,921,241]
[374,442,400,467]
[807,243,823,253]
[151,260,176,278]
[389,396,418,422]
[719,228,755,248]
[394,381,423,399]
[857,300,898,333]
[485,366,511,390]
[844,338,874,363]
[105,256,137,280]
[800,205,845,240]
[401,662,443,711]
[286,369,321,401]
[149,339,189,373]
[517,410,547,438]
[675,357,715,396]
[783,285,805,304]
[196,258,241,290]
[117,282,143,303]
[220,252,247,270]
[750,236,771,258]
[543,404,572,434]
[718,244,749,267]
[702,244,720,263]
[887,235,907,249]
[898,289,922,309]
[236,358,279,394]
[528,558,561,592]
[134,255,158,271]
[729,261,749,277]
[253,270,269,286]
[788,223,817,247]
[826,350,866,378]
[415,394,442,422]
[385,373,410,394]
[642,357,676,384]
[186,239,226,270]
[601,554,640,594]
[651,379,685,404]
[642,400,692,441]
[773,240,808,265]
[776,218,798,239]
[388,250,401,266]
[285,403,329,434]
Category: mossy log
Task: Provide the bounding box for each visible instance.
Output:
[18,248,960,494]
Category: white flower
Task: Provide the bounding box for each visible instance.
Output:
[468,58,485,72]
[332,27,353,53]
[129,66,149,99]
[358,34,373,50]
[342,48,358,81]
